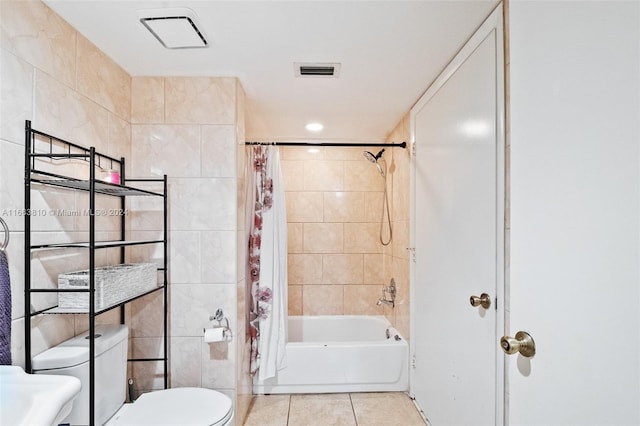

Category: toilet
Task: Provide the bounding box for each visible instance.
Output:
[32,324,233,426]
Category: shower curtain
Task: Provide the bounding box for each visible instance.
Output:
[246,145,287,381]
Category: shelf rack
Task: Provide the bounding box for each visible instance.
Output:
[24,120,168,426]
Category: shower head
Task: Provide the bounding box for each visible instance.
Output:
[363,150,376,163]
[363,148,385,162]
[363,149,386,176]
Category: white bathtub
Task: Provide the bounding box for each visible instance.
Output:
[253,315,409,394]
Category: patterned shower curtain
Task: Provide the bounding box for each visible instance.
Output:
[246,145,288,381]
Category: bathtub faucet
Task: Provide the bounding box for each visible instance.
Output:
[377,298,394,307]
[376,278,396,308]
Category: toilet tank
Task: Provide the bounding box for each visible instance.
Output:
[32,324,129,426]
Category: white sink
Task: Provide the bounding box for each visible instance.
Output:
[0,365,81,426]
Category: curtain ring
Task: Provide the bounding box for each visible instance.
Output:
[0,217,9,251]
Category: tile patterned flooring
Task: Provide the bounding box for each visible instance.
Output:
[243,392,426,426]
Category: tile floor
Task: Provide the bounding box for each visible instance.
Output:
[243,392,426,426]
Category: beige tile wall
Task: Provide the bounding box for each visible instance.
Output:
[2,3,249,424]
[281,146,396,316]
[1,0,132,368]
[235,82,252,425]
[129,76,247,422]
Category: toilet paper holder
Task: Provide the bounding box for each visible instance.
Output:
[203,308,232,340]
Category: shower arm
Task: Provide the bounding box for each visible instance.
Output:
[245,141,407,148]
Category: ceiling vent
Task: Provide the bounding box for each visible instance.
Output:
[139,8,208,49]
[295,63,341,78]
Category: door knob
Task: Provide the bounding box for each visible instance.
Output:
[500,331,535,357]
[470,293,491,309]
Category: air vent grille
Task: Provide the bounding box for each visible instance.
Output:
[294,63,341,78]
[300,66,335,76]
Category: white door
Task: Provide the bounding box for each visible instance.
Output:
[410,6,504,425]
[508,2,640,424]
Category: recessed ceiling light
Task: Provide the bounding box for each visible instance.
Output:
[305,123,324,132]
[139,8,208,49]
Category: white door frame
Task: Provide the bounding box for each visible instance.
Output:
[409,3,506,424]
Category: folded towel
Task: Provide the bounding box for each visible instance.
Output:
[0,250,11,365]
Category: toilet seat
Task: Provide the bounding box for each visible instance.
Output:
[106,388,233,426]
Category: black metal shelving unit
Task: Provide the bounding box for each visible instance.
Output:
[23,120,168,426]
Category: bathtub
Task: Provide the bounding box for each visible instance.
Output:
[253,315,409,394]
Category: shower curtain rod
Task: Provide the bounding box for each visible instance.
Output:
[245,141,407,148]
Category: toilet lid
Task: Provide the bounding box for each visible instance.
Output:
[108,388,233,426]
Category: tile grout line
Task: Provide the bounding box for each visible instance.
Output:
[349,393,359,425]
[286,394,292,425]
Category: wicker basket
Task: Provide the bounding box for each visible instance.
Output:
[58,263,158,310]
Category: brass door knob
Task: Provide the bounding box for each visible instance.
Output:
[470,293,491,309]
[500,331,535,357]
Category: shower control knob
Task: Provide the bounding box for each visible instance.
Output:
[470,293,491,309]
[500,331,536,358]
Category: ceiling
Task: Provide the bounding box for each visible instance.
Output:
[44,0,498,142]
